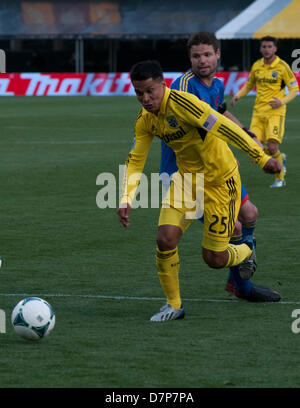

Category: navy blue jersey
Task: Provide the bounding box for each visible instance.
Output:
[172,69,225,111]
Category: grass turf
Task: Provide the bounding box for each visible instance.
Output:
[0,95,300,388]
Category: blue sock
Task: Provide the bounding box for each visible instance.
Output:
[242,220,256,245]
[231,265,253,295]
[227,233,253,296]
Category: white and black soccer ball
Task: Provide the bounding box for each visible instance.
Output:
[11,297,55,340]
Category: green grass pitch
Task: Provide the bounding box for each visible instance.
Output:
[0,95,300,388]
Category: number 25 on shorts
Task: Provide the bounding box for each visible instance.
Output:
[208,215,227,234]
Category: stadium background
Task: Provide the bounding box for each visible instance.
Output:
[1,0,299,74]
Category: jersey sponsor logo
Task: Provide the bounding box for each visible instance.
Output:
[290,80,298,86]
[202,113,218,131]
[161,126,186,143]
[166,115,179,129]
[257,77,277,84]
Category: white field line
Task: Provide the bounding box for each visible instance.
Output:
[0,292,298,305]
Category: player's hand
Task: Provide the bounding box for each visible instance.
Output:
[269,97,282,109]
[262,158,281,174]
[231,95,238,107]
[117,203,131,228]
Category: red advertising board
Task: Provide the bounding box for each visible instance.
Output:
[0,72,300,96]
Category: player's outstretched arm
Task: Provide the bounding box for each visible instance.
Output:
[269,90,298,109]
[118,114,154,227]
[223,110,244,127]
[201,109,271,171]
[223,110,264,149]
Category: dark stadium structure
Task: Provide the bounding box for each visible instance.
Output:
[0,0,298,73]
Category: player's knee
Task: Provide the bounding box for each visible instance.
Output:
[239,201,258,223]
[247,203,258,221]
[156,227,181,251]
[202,248,227,269]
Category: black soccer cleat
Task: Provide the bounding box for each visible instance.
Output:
[243,283,281,302]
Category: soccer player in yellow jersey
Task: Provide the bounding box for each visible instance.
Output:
[231,36,299,188]
[117,60,280,321]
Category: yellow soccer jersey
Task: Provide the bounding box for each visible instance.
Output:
[237,56,299,115]
[121,87,269,205]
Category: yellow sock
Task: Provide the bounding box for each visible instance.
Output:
[272,150,284,181]
[155,247,181,309]
[225,243,252,267]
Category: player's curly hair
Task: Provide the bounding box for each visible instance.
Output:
[187,32,219,54]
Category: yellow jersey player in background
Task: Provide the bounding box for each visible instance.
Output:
[231,36,299,188]
[118,60,280,322]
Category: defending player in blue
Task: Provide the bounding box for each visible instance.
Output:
[161,32,280,302]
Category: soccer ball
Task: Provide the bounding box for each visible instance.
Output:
[11,297,55,340]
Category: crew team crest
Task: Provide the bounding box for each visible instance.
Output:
[166,115,178,128]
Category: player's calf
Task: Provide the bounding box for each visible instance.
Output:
[203,241,253,270]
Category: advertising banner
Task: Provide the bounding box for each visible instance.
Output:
[0,72,299,96]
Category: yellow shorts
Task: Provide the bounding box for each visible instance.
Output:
[158,169,241,252]
[250,114,285,144]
